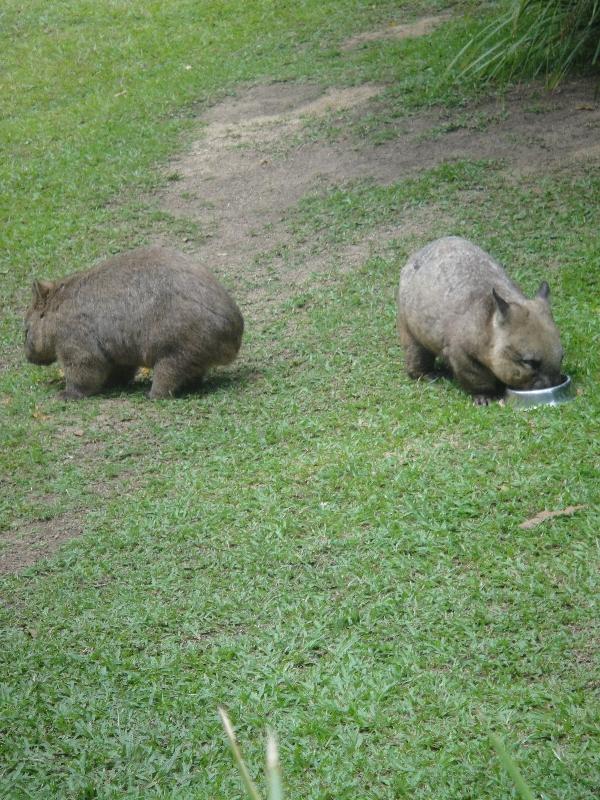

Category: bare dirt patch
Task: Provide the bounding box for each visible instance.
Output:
[341,13,453,49]
[162,83,385,288]
[0,513,84,576]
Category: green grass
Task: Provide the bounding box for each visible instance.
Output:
[221,718,541,800]
[1,1,599,798]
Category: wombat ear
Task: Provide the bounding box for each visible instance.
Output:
[492,288,510,321]
[536,281,550,302]
[32,280,54,303]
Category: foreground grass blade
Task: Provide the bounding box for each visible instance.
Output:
[490,734,536,800]
[266,730,283,800]
[218,707,264,800]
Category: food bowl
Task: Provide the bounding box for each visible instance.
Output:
[504,374,574,408]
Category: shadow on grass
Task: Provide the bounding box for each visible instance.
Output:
[40,363,264,401]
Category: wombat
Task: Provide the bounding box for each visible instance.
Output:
[397,236,564,404]
[25,246,244,400]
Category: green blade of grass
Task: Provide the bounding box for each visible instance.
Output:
[490,734,537,800]
[218,707,264,800]
[266,730,283,800]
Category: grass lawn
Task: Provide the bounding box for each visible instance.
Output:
[1,1,599,798]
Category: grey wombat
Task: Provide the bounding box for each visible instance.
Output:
[25,246,244,400]
[397,237,563,404]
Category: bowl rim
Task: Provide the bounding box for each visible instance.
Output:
[504,374,572,398]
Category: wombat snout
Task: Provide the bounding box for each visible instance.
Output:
[520,372,563,391]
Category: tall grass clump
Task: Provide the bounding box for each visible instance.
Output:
[451,0,600,88]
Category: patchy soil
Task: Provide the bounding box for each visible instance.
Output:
[340,13,453,49]
[5,15,600,575]
[0,513,84,576]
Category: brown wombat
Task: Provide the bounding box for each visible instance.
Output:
[397,236,564,404]
[25,246,244,400]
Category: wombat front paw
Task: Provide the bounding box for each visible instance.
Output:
[473,394,494,407]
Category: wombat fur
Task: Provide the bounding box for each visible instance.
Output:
[25,246,244,400]
[397,236,563,404]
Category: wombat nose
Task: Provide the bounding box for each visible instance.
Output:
[531,374,559,390]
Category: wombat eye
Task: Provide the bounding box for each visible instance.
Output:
[521,358,541,370]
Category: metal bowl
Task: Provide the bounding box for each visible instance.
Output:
[504,374,573,408]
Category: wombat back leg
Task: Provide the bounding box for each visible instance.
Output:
[149,358,198,400]
[397,319,436,379]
